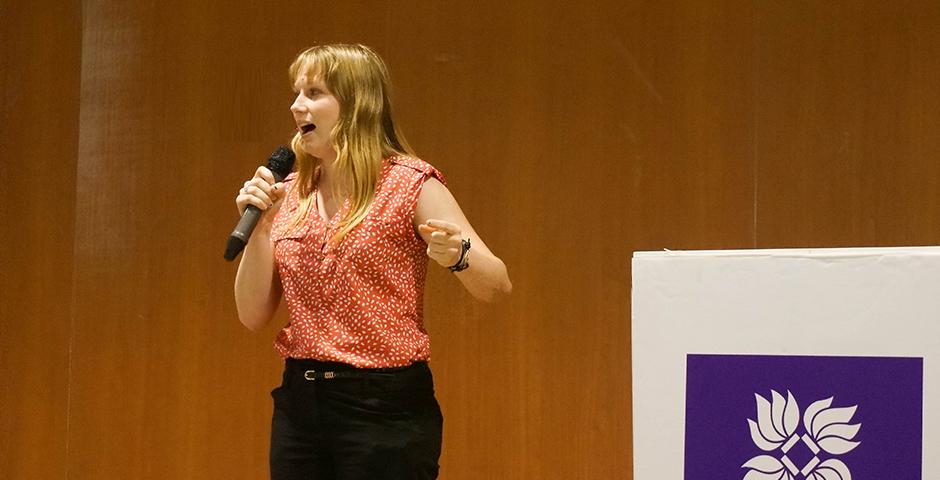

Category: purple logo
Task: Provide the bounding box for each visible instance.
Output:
[685,355,923,480]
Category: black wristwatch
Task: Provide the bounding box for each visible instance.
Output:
[448,238,471,272]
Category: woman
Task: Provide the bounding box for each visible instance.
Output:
[233,44,512,480]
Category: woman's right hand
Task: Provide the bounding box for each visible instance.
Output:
[235,166,286,222]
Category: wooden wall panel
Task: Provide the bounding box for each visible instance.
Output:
[66,2,298,478]
[755,1,940,248]
[0,1,81,479]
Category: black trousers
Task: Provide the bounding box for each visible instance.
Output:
[270,358,443,480]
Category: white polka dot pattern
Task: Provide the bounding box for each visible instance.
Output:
[270,155,445,368]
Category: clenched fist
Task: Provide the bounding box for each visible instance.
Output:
[417,219,466,268]
[235,165,286,220]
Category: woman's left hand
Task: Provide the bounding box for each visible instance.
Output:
[418,219,464,268]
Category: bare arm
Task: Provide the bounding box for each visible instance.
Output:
[414,178,512,303]
[233,166,286,331]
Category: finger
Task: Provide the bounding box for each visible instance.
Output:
[430,230,455,241]
[238,193,270,213]
[418,224,438,235]
[427,246,459,257]
[255,166,276,185]
[270,182,286,202]
[426,235,461,250]
[248,177,277,199]
[418,224,440,240]
[247,176,273,190]
[424,219,460,235]
[428,248,460,265]
[245,185,274,207]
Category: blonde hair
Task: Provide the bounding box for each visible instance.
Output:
[288,44,414,242]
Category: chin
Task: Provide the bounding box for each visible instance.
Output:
[300,142,321,158]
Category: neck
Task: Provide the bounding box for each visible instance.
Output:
[316,151,338,191]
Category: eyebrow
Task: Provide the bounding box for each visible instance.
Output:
[293,77,326,94]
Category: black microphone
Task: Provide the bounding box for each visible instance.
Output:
[224,146,296,261]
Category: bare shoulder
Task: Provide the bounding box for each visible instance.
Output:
[419,176,451,199]
[416,177,462,222]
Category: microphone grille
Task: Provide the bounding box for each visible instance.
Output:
[267,146,296,179]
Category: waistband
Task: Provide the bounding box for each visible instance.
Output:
[285,358,425,380]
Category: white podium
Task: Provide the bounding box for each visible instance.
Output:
[632,247,940,480]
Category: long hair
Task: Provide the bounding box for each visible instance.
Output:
[287,44,414,242]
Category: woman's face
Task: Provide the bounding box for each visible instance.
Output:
[291,74,340,160]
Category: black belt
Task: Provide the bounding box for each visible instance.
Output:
[302,370,360,381]
[286,358,422,381]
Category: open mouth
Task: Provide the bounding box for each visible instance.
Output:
[299,123,316,134]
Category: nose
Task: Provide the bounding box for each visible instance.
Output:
[290,94,305,114]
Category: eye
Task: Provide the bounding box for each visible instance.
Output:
[307,89,321,97]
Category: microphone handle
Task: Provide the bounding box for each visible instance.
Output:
[232,205,262,242]
[224,205,263,261]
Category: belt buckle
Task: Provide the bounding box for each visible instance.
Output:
[303,370,336,380]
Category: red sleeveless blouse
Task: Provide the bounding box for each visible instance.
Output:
[270,155,445,368]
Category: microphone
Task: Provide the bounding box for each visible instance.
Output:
[224,146,296,261]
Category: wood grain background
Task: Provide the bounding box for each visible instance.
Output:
[2,1,938,478]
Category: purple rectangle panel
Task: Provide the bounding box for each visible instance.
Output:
[685,354,922,479]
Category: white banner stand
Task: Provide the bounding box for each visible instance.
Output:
[632,247,940,480]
